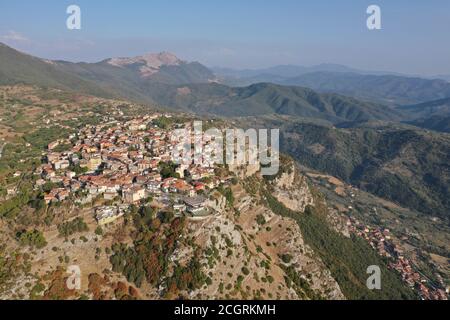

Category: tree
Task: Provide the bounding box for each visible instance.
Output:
[16,229,47,249]
[159,161,180,179]
[95,226,103,236]
[57,217,89,237]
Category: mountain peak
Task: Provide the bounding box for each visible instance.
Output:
[107,51,183,77]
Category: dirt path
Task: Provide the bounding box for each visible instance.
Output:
[0,143,5,159]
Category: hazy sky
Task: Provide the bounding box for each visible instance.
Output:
[1,0,449,75]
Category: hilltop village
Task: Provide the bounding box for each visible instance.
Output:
[36,115,233,225]
[0,99,447,299]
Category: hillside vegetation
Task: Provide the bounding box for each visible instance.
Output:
[237,116,450,220]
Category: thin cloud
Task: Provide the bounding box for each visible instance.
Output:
[0,30,29,43]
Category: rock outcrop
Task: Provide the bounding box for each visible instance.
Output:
[272,162,314,212]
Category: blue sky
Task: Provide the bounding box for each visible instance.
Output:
[1,0,449,75]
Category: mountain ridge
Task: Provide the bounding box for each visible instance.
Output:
[0,43,405,124]
[282,72,450,105]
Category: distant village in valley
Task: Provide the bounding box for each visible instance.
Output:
[345,216,448,300]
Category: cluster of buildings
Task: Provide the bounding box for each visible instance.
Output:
[346,216,448,300]
[389,258,447,300]
[35,114,232,225]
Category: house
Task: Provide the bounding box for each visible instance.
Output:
[123,186,146,203]
[54,160,70,170]
[137,160,151,171]
[71,154,80,165]
[48,141,60,150]
[146,181,161,194]
[87,156,102,171]
[104,190,118,200]
[193,182,206,192]
[42,167,56,179]
[87,185,100,195]
[35,179,46,187]
[57,189,70,201]
[47,153,61,164]
[6,187,16,196]
[49,176,63,184]
[95,206,125,225]
[161,177,176,193]
[147,171,162,182]
[66,171,76,179]
[173,203,186,214]
[184,196,207,215]
[129,123,146,131]
[44,194,56,204]
[135,175,149,185]
[70,180,82,192]
[171,179,193,195]
[175,166,185,178]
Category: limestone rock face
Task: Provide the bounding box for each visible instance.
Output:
[206,194,227,213]
[171,181,345,300]
[272,163,314,213]
[107,52,182,77]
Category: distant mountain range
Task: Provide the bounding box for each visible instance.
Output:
[65,51,217,85]
[0,43,403,124]
[214,64,450,85]
[151,82,406,122]
[214,65,450,105]
[0,43,116,98]
[282,72,450,106]
[1,42,450,126]
[212,63,406,79]
[0,43,215,103]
